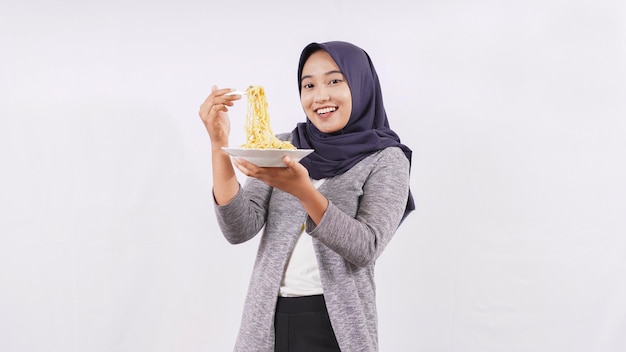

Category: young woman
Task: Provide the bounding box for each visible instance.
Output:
[199,41,414,352]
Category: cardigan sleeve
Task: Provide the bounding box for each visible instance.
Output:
[213,177,273,244]
[306,147,411,267]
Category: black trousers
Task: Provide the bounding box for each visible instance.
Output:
[274,295,341,352]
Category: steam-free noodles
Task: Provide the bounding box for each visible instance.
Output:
[242,86,296,150]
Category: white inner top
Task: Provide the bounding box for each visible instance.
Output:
[278,178,326,297]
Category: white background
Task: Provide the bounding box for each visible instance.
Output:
[1,0,625,351]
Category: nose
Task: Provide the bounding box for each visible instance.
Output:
[313,86,330,103]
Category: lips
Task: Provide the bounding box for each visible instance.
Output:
[316,106,337,115]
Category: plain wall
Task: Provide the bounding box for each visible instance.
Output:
[1,0,625,351]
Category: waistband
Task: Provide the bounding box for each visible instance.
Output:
[276,294,327,314]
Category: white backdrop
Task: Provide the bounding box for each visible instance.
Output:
[1,0,625,351]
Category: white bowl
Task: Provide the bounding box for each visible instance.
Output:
[222,147,314,167]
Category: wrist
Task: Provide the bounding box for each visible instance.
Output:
[211,142,229,153]
[299,187,328,225]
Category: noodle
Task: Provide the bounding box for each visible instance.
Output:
[241,85,296,150]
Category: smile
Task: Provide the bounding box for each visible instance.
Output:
[316,107,337,115]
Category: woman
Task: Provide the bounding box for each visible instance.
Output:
[199,41,414,352]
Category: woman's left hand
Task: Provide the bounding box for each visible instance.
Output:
[234,155,329,224]
[233,156,312,198]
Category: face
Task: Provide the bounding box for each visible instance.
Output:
[300,50,352,134]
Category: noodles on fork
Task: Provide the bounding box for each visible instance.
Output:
[241,86,296,150]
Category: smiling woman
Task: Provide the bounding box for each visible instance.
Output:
[198,41,415,352]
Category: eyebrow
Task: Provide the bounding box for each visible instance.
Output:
[301,70,344,81]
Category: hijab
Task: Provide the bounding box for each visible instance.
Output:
[291,41,415,220]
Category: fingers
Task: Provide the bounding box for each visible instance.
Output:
[201,90,239,110]
[233,157,258,175]
[235,156,298,176]
[233,156,311,198]
[199,101,226,120]
[213,87,242,102]
[233,158,277,181]
[282,156,295,168]
[199,86,242,119]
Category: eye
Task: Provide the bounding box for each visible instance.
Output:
[329,78,343,85]
[302,83,314,89]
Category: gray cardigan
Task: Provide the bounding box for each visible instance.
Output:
[214,146,410,352]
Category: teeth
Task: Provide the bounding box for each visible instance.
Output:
[316,107,337,114]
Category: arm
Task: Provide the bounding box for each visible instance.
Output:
[307,148,411,267]
[198,85,242,205]
[199,86,270,244]
[214,177,273,244]
[232,155,328,224]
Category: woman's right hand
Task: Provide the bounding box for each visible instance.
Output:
[199,85,243,205]
[198,85,242,149]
